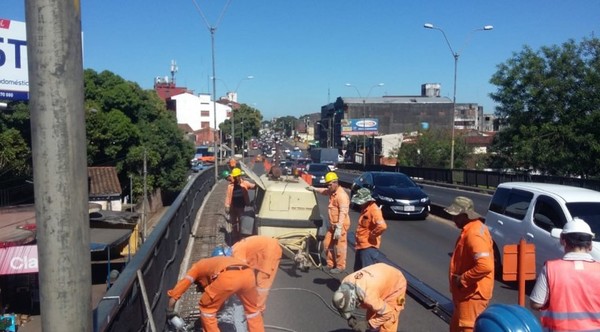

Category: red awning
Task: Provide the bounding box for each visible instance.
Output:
[0,245,38,275]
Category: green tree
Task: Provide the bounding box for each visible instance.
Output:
[219,103,263,151]
[489,37,600,177]
[394,129,468,168]
[0,102,32,178]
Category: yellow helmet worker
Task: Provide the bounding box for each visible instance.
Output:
[231,168,243,178]
[325,172,339,183]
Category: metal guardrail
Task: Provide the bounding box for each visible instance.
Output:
[337,163,600,192]
[93,169,216,332]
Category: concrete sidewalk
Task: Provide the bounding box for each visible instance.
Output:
[173,178,229,326]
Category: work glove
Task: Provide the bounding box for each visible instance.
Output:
[333,225,342,240]
[166,307,179,319]
[305,186,315,192]
[349,318,370,332]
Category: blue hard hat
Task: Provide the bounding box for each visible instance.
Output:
[474,304,542,332]
[211,245,232,257]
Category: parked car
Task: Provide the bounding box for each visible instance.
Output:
[485,182,600,277]
[304,163,330,187]
[350,171,430,220]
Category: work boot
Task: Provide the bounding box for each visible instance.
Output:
[329,268,344,274]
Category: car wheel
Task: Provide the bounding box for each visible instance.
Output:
[493,242,503,280]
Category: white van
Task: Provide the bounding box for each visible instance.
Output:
[485,182,600,277]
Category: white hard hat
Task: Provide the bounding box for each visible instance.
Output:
[332,283,357,319]
[562,217,595,237]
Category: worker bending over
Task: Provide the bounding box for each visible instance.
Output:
[332,263,407,332]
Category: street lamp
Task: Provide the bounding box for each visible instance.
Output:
[240,119,245,158]
[345,83,384,167]
[424,22,493,169]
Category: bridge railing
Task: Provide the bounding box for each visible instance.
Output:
[93,169,215,332]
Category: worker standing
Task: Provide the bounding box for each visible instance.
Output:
[228,157,238,172]
[166,255,264,332]
[225,167,256,244]
[332,263,407,332]
[351,188,388,271]
[214,236,283,313]
[445,196,494,332]
[306,171,350,274]
[530,217,600,330]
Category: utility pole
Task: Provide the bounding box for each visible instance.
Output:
[27,1,91,330]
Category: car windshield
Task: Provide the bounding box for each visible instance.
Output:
[566,202,600,238]
[308,164,329,172]
[297,159,310,166]
[373,174,416,188]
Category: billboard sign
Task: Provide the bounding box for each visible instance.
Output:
[0,18,29,101]
[341,118,379,136]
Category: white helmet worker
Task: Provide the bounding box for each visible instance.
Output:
[332,283,359,319]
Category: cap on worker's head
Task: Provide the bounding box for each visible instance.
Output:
[331,283,357,319]
[325,172,339,184]
[445,196,480,219]
[220,170,231,179]
[351,188,375,206]
[211,244,232,257]
[231,168,243,178]
[562,217,595,237]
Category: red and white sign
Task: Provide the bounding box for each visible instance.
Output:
[0,245,38,275]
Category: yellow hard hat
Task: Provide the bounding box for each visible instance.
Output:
[325,172,338,183]
[231,168,243,177]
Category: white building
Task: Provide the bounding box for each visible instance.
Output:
[170,92,231,132]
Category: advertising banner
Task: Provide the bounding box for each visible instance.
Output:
[0,245,38,275]
[341,118,379,136]
[0,18,29,101]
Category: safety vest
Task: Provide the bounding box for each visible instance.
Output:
[541,259,600,330]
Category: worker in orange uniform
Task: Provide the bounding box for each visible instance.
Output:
[332,263,407,332]
[214,236,282,313]
[228,157,238,171]
[225,167,256,244]
[166,255,264,332]
[351,188,388,271]
[306,171,350,274]
[530,217,600,330]
[445,196,494,332]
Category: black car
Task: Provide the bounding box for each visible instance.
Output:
[350,171,430,219]
[304,163,330,187]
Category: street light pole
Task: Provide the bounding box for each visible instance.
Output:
[424,23,493,169]
[345,83,384,168]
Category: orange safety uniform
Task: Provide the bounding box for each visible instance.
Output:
[340,263,407,332]
[228,158,237,170]
[355,202,387,250]
[316,185,350,270]
[540,259,600,330]
[167,256,264,332]
[225,179,256,242]
[449,219,494,332]
[232,235,283,312]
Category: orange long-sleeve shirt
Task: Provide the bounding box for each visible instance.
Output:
[167,256,249,300]
[341,263,407,330]
[232,235,282,276]
[355,202,387,250]
[449,219,494,301]
[315,185,350,228]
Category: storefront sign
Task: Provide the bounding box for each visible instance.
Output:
[0,245,38,275]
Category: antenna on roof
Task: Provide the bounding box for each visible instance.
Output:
[170,60,178,85]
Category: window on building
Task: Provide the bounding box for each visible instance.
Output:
[201,121,210,129]
[201,111,210,117]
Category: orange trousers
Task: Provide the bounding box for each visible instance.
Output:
[198,268,264,332]
[450,293,489,332]
[322,224,349,270]
[255,263,280,312]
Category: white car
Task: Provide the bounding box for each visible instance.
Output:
[485,182,600,277]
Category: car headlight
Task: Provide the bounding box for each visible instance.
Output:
[377,195,395,203]
[420,197,430,203]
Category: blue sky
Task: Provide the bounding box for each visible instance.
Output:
[5,1,600,120]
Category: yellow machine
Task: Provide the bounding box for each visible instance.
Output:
[239,162,326,271]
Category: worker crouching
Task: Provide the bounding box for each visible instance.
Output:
[332,263,407,332]
[166,255,264,332]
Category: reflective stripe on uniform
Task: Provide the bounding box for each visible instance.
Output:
[474,252,490,259]
[184,275,195,283]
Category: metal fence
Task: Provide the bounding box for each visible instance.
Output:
[337,163,600,192]
[93,169,215,332]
